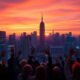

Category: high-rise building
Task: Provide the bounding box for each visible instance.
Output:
[9,33,16,45]
[20,33,32,59]
[0,31,6,44]
[31,31,37,48]
[0,31,6,59]
[39,15,45,46]
[8,33,19,56]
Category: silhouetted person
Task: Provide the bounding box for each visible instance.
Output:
[52,66,66,80]
[46,50,53,80]
[15,53,21,79]
[72,58,80,80]
[36,65,47,80]
[65,48,79,80]
[59,56,65,68]
[67,48,76,72]
[28,55,39,75]
[19,59,28,75]
[0,60,8,80]
[19,64,33,80]
[8,47,17,80]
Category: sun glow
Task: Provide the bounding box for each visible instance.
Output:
[0,0,79,36]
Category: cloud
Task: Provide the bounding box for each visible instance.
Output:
[55,9,79,13]
[0,3,7,10]
[0,0,27,3]
[0,0,27,10]
[0,17,38,25]
[62,0,80,6]
[55,27,80,31]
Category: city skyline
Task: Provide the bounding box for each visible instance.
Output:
[0,0,80,36]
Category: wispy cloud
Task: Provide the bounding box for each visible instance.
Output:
[0,0,79,35]
[0,0,27,3]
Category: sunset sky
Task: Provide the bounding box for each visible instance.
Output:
[0,0,80,36]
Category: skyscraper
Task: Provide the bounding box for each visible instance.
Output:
[0,31,6,59]
[0,31,6,44]
[9,33,16,45]
[31,31,37,48]
[39,15,45,46]
[20,33,32,59]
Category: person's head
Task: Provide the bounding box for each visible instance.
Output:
[19,59,27,68]
[72,62,80,80]
[52,66,61,73]
[52,66,62,80]
[23,64,32,77]
[36,65,47,80]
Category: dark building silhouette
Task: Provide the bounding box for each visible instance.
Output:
[20,33,32,59]
[9,33,16,45]
[8,33,19,57]
[39,15,45,49]
[0,31,6,44]
[31,31,37,48]
[0,31,6,55]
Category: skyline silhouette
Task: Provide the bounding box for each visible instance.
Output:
[0,0,79,36]
[0,15,80,37]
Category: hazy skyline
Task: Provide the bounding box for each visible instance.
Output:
[0,0,80,36]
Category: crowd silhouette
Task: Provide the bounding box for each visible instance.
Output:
[0,47,80,80]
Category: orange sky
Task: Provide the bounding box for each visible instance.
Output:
[0,0,80,36]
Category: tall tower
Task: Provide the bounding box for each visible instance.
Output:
[39,14,45,46]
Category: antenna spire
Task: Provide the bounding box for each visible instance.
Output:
[41,13,43,22]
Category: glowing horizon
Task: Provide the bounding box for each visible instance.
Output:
[0,0,80,36]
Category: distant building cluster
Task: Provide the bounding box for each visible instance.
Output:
[0,17,80,62]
